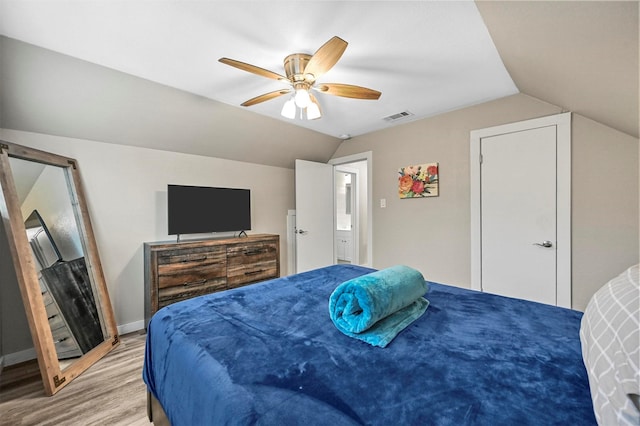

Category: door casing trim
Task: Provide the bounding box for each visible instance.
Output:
[329,151,373,268]
[470,113,572,308]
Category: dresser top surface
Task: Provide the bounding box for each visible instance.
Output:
[144,234,279,250]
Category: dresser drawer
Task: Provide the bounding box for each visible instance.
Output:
[158,264,227,289]
[157,247,227,289]
[227,260,278,287]
[227,242,278,265]
[145,235,279,327]
[157,246,226,267]
[47,311,67,333]
[158,277,227,308]
[54,335,82,359]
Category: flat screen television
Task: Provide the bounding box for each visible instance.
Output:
[167,184,251,236]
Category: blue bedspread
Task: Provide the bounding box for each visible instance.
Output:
[143,264,596,425]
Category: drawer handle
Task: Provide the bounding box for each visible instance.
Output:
[182,256,207,263]
[183,279,207,287]
[244,249,267,256]
[244,270,264,276]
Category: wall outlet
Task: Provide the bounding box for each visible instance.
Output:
[380,198,386,208]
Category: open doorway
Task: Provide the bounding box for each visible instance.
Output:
[289,152,372,275]
[335,167,358,264]
[329,152,371,267]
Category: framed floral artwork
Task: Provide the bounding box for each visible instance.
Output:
[398,162,439,198]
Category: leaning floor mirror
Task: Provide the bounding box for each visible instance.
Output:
[0,141,119,395]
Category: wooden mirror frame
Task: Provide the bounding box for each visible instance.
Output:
[0,141,119,395]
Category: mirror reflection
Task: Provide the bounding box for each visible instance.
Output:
[336,172,352,231]
[10,157,105,366]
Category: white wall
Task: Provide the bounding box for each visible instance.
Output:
[0,128,294,355]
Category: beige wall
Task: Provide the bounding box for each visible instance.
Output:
[0,128,294,357]
[332,93,639,311]
[0,36,341,170]
[2,93,637,359]
[571,115,639,309]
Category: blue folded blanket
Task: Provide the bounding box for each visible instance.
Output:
[328,265,429,347]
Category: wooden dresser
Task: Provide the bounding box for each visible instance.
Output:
[144,234,279,326]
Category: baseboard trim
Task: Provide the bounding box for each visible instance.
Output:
[117,320,145,336]
[4,347,37,367]
[2,321,145,367]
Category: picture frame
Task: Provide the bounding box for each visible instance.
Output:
[398,162,439,198]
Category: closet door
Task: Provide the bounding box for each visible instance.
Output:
[470,112,571,308]
[480,126,557,305]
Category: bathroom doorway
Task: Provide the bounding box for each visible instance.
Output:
[331,155,370,266]
[335,167,358,264]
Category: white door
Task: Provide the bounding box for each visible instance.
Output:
[481,126,557,304]
[470,112,571,308]
[295,159,334,273]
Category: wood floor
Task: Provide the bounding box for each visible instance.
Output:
[0,331,152,426]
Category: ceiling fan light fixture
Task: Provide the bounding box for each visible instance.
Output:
[294,87,311,108]
[281,97,296,119]
[306,101,321,120]
[220,36,381,121]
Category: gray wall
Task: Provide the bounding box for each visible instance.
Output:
[332,93,639,311]
[0,222,33,356]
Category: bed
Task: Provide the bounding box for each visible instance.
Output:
[143,264,596,425]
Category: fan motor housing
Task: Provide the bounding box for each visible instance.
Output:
[284,53,312,82]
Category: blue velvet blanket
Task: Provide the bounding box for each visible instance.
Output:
[329,265,429,347]
[143,264,595,425]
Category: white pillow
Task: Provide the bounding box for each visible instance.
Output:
[580,264,640,425]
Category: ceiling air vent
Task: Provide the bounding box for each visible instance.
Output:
[383,111,414,122]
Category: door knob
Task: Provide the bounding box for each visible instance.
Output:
[296,229,308,235]
[533,241,553,248]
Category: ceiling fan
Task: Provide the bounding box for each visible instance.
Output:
[219,36,381,120]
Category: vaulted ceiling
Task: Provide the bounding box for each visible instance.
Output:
[1,1,520,140]
[0,1,637,168]
[477,1,638,139]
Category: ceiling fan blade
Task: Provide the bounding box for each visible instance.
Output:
[317,83,381,100]
[241,89,291,107]
[219,57,288,81]
[303,36,348,81]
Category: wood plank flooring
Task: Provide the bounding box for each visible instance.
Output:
[0,331,152,426]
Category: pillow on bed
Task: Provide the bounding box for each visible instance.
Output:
[580,264,640,426]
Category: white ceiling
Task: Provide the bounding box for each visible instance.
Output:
[0,0,519,139]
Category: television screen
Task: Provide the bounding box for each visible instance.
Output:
[167,184,251,235]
